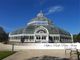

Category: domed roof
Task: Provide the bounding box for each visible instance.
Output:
[10,25,71,36]
[27,11,52,25]
[10,11,71,36]
[37,10,44,17]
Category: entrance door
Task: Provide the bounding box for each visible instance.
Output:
[35,35,47,43]
[49,36,54,43]
[21,37,25,43]
[34,26,49,43]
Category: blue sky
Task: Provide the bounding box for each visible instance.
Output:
[0,0,80,34]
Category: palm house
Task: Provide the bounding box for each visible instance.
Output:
[9,11,73,43]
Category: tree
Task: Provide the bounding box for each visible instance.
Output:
[73,34,77,42]
[0,26,8,43]
[76,33,80,42]
[73,33,80,43]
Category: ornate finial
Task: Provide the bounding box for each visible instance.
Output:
[37,10,44,17]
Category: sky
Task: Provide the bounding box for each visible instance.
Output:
[0,0,80,34]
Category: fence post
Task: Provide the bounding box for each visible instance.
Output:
[12,44,14,52]
[76,49,79,60]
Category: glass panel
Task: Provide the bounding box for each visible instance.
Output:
[54,36,59,40]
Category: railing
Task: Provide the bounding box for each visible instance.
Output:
[65,49,80,60]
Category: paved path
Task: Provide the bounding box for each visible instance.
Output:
[0,43,79,60]
[3,49,70,60]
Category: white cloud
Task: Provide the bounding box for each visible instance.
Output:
[46,6,63,15]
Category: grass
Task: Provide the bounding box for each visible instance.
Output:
[0,51,16,60]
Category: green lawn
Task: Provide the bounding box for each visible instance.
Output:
[0,51,16,60]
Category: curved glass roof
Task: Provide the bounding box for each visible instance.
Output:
[10,25,70,35]
[27,11,53,25]
[10,11,71,36]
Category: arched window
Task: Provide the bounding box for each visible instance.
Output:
[36,29,46,33]
[34,26,49,34]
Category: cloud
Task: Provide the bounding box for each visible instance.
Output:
[46,6,63,15]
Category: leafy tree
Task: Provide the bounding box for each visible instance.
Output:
[0,26,8,43]
[73,34,77,42]
[76,33,80,42]
[73,33,80,43]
